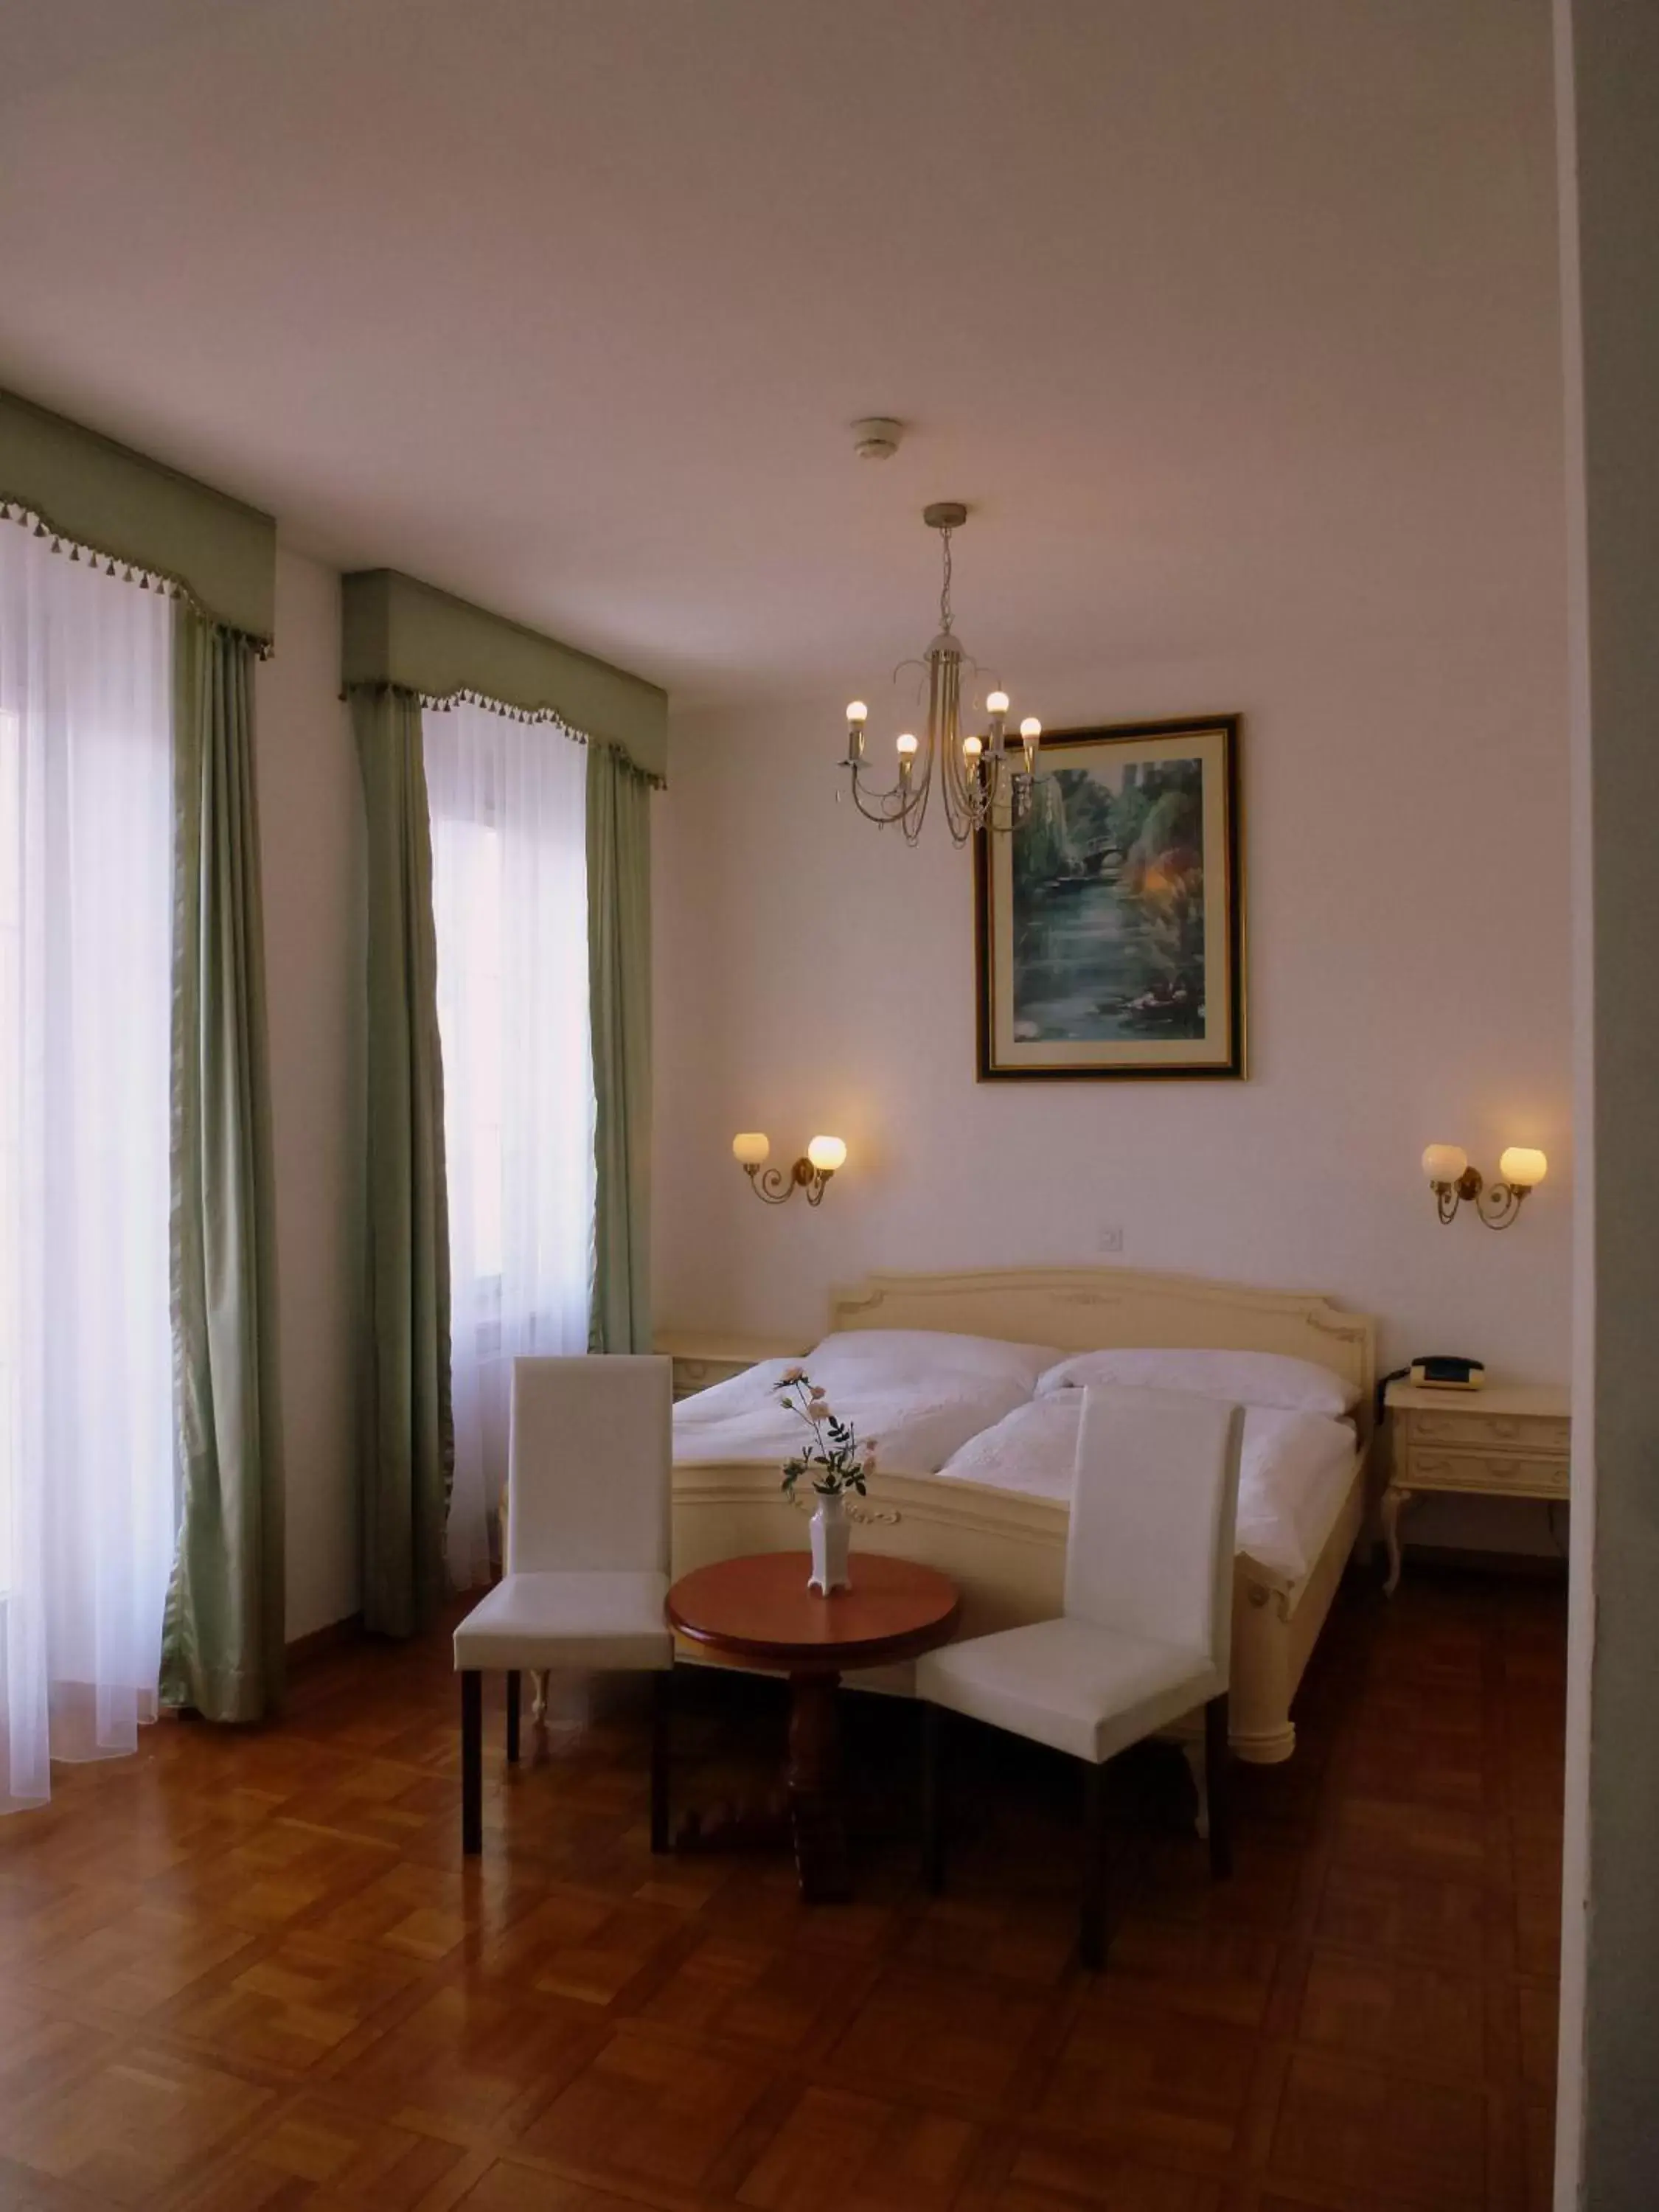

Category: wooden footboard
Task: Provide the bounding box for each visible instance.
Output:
[670,1445,1368,1764]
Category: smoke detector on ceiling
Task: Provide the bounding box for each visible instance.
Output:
[852,417,904,461]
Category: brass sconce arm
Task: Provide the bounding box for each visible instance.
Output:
[732,1133,846,1207]
[1423,1145,1546,1231]
[743,1158,835,1208]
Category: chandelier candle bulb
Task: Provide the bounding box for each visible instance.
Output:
[962,734,984,763]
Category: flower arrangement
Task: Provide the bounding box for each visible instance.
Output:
[775,1368,876,1501]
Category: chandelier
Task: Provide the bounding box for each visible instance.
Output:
[840,503,1040,846]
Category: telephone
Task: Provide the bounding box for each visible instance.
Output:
[1408,1354,1486,1391]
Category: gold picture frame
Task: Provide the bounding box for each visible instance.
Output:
[974,715,1245,1080]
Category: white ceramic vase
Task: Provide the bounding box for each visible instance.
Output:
[808,1491,852,1595]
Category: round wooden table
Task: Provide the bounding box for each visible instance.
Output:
[666,1551,961,1902]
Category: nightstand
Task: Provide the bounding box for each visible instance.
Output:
[1381,1380,1571,1593]
[654,1330,810,1402]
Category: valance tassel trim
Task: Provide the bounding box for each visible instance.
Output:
[1,497,274,658]
[341,680,665,788]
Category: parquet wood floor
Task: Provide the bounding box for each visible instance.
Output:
[0,1569,1564,2211]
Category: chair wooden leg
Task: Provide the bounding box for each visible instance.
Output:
[650,1668,672,1855]
[1206,1691,1233,1882]
[1080,1758,1109,1970]
[921,1703,946,1895]
[461,1672,483,1857]
[505,1670,521,1765]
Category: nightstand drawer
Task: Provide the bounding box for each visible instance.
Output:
[1404,1407,1571,1457]
[1404,1445,1570,1499]
[671,1355,752,1400]
[657,1333,808,1404]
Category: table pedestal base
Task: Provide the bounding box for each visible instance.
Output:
[672,1667,850,1902]
[785,1670,849,1902]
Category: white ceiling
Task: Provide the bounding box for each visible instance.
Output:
[0,0,1562,708]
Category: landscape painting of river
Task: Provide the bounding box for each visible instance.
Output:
[975,717,1244,1079]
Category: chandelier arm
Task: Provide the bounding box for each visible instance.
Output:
[905,723,939,846]
[846,767,923,829]
[934,649,966,839]
[938,647,995,844]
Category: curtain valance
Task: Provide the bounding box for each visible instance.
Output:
[341,568,668,786]
[0,389,276,648]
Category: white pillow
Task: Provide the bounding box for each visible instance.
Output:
[1034,1346,1356,1418]
[804,1329,1062,1394]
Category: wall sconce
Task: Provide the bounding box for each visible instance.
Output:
[1422,1144,1548,1229]
[732,1131,846,1207]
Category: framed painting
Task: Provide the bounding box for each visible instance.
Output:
[975,715,1245,1080]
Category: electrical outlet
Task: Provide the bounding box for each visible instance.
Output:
[1097,1225,1124,1255]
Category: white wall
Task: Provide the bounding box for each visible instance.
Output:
[654,625,1574,1514]
[255,546,365,1641]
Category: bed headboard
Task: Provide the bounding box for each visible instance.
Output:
[828,1265,1376,1429]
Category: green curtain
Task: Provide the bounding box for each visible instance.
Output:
[588,740,654,1354]
[161,608,285,1722]
[351,684,453,1635]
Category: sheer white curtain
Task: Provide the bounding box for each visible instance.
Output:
[425,700,594,1587]
[0,523,176,1813]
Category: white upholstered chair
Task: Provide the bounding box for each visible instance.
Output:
[916,1382,1245,1969]
[453,1354,675,1857]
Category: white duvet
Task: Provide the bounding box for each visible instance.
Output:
[934,1391,1357,1587]
[670,1332,1056,1475]
[669,1330,1358,1590]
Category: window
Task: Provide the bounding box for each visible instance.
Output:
[426,701,594,1588]
[0,708,18,1599]
[442,812,507,1284]
[0,524,175,1811]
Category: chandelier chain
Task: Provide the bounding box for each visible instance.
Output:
[938,527,953,633]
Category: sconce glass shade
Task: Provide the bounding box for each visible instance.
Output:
[1499,1146,1548,1188]
[1422,1144,1468,1184]
[806,1135,847,1173]
[731,1131,771,1166]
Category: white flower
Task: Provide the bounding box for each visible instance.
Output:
[780,1366,806,1384]
[811,1403,835,1425]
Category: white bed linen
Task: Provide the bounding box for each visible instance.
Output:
[670,1338,1048,1474]
[934,1393,1357,1587]
[1034,1346,1354,1417]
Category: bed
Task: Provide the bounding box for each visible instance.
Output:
[669,1265,1376,1765]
